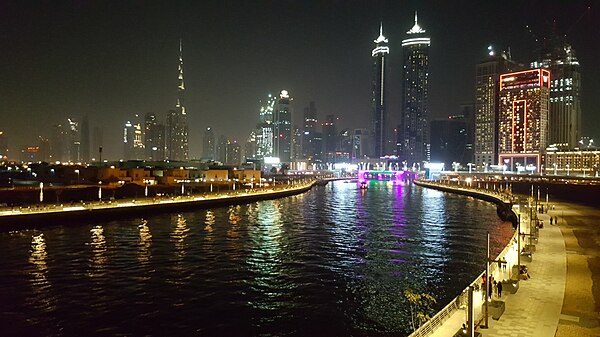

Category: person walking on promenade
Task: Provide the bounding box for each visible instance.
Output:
[497,281,503,298]
[550,217,553,225]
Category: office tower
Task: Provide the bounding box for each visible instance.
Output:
[302,101,321,161]
[144,113,165,161]
[0,131,7,160]
[245,131,257,161]
[166,40,189,161]
[452,103,475,164]
[123,114,145,160]
[372,23,389,158]
[399,12,430,165]
[67,118,80,162]
[474,48,521,169]
[498,69,550,172]
[203,127,216,160]
[256,94,276,159]
[92,126,104,162]
[38,136,50,162]
[291,126,302,161]
[352,128,371,160]
[273,90,293,162]
[339,129,352,154]
[531,39,581,149]
[323,114,337,162]
[217,135,228,163]
[226,140,241,166]
[50,124,67,162]
[80,115,90,163]
[430,118,468,170]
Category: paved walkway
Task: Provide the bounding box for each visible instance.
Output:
[477,212,566,337]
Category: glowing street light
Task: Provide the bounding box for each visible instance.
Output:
[74,169,80,184]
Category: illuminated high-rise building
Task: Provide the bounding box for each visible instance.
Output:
[144,113,165,161]
[531,40,581,149]
[498,69,550,172]
[474,49,521,169]
[256,94,276,159]
[399,12,430,165]
[273,90,293,163]
[80,115,90,163]
[202,127,216,160]
[166,40,189,161]
[302,101,321,161]
[352,129,371,160]
[124,114,145,160]
[67,118,80,162]
[371,23,389,158]
[0,131,8,160]
[245,131,257,161]
[323,114,337,162]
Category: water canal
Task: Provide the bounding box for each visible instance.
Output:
[0,180,513,336]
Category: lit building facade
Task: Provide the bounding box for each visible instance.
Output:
[302,101,320,161]
[371,23,389,158]
[273,90,293,163]
[474,50,520,169]
[144,113,165,161]
[545,149,600,177]
[256,94,276,159]
[531,41,581,149]
[124,114,145,160]
[498,69,550,172]
[0,131,8,160]
[352,128,371,160]
[399,12,430,165]
[202,127,216,160]
[80,115,90,163]
[323,114,337,162]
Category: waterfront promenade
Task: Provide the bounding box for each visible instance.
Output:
[0,179,319,229]
[416,180,599,337]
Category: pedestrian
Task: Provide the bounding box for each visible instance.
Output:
[497,281,503,298]
[489,279,493,299]
[550,217,553,225]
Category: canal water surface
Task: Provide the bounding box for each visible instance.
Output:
[0,180,513,336]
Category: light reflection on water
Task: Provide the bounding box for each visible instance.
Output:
[0,181,512,336]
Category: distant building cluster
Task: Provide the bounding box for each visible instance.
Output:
[2,13,597,177]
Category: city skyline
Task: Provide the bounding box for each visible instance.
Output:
[1,1,598,160]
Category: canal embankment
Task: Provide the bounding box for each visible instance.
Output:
[0,181,318,231]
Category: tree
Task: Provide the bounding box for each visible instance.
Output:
[404,288,437,331]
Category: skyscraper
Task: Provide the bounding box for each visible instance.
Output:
[0,131,8,160]
[202,127,216,160]
[323,114,337,162]
[474,48,521,169]
[80,115,90,163]
[123,114,145,160]
[166,40,189,161]
[256,94,276,159]
[371,23,389,158]
[273,90,293,163]
[531,39,581,149]
[144,113,165,161]
[67,118,80,162]
[399,12,430,165]
[498,69,550,172]
[302,101,321,162]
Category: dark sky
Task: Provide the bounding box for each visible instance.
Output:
[1,1,598,160]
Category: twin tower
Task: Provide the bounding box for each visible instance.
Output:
[372,12,430,166]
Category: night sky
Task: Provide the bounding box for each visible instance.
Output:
[1,1,598,160]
